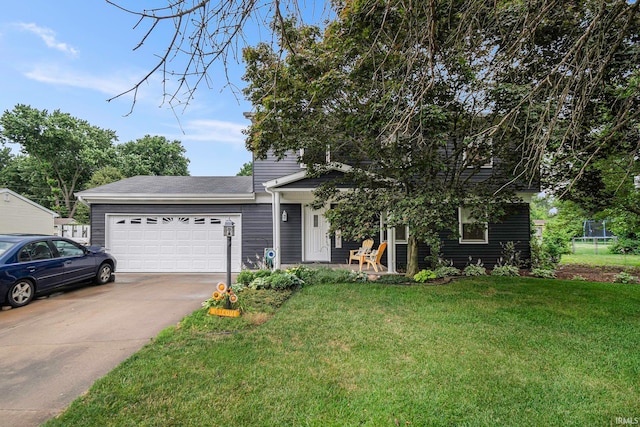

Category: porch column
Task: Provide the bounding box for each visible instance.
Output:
[273,190,281,269]
[387,224,396,274]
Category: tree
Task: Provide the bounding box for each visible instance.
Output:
[116,135,190,176]
[236,162,252,176]
[244,9,531,275]
[0,105,117,218]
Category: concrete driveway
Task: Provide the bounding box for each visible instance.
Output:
[0,273,224,427]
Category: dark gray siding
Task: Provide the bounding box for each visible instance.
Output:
[277,170,352,189]
[253,152,300,193]
[393,204,531,270]
[279,204,302,264]
[440,203,531,268]
[90,204,274,268]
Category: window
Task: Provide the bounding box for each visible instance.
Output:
[52,239,85,257]
[463,136,493,168]
[21,241,54,261]
[299,146,331,168]
[459,207,488,244]
[383,225,408,243]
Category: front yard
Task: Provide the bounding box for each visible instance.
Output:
[45,275,639,426]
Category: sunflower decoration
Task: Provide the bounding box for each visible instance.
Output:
[202,282,242,312]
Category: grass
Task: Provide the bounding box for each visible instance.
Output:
[561,242,640,267]
[45,277,639,426]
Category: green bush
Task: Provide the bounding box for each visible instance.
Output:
[236,270,255,286]
[434,266,461,278]
[267,272,303,290]
[463,261,486,276]
[531,268,557,279]
[375,274,416,284]
[614,271,638,284]
[491,265,520,276]
[608,238,640,255]
[414,269,437,283]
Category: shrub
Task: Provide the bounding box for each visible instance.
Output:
[375,274,415,285]
[267,272,303,290]
[499,241,523,267]
[254,269,273,278]
[463,259,486,276]
[236,270,255,286]
[491,265,520,276]
[434,265,461,278]
[249,277,270,290]
[413,269,437,283]
[614,271,638,284]
[531,268,557,279]
[608,238,640,255]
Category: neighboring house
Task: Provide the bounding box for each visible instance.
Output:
[0,188,58,235]
[77,148,536,273]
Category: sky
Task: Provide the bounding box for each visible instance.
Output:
[0,1,329,177]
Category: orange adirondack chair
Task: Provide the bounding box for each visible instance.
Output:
[349,238,374,265]
[361,242,387,272]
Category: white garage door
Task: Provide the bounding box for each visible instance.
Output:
[106,214,242,273]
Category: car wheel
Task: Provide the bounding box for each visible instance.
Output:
[95,263,113,285]
[8,280,35,308]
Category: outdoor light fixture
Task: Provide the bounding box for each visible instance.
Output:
[281,210,288,222]
[223,218,235,237]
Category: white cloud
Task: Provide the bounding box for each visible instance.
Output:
[18,23,78,56]
[178,119,247,147]
[24,64,137,97]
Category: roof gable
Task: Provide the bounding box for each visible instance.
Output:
[0,188,59,217]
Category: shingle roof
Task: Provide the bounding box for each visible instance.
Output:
[76,176,254,203]
[78,176,252,195]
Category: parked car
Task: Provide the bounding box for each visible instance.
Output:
[0,235,116,308]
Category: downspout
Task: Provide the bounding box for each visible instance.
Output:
[264,185,281,270]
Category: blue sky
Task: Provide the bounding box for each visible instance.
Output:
[0,1,329,176]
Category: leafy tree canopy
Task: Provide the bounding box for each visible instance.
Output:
[116,135,190,177]
[0,104,117,218]
[236,162,253,176]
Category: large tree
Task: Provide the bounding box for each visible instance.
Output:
[0,105,117,218]
[116,135,190,176]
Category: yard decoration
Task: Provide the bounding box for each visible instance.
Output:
[202,282,241,317]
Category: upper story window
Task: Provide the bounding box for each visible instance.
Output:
[459,207,488,244]
[383,225,409,243]
[299,146,331,168]
[463,136,493,168]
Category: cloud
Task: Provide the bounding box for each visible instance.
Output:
[17,23,78,56]
[178,119,247,147]
[24,64,137,96]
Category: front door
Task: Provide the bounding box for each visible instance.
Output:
[304,206,330,262]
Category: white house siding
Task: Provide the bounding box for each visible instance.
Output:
[0,190,56,234]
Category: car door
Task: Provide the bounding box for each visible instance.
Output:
[15,241,66,291]
[51,239,96,283]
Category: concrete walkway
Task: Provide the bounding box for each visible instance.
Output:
[0,273,224,427]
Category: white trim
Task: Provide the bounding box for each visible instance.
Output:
[77,193,255,205]
[263,163,353,190]
[458,207,489,244]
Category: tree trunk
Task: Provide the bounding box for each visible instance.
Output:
[405,235,420,277]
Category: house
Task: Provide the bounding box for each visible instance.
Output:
[0,188,59,235]
[76,146,536,273]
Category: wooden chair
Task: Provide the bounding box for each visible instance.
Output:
[349,239,374,265]
[362,242,387,272]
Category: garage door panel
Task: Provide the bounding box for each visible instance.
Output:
[107,214,242,273]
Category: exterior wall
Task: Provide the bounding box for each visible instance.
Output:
[440,203,531,268]
[253,151,300,193]
[90,204,275,268]
[393,204,531,271]
[0,193,55,234]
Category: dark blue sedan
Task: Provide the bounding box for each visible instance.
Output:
[0,235,117,308]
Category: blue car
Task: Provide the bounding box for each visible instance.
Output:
[0,235,117,308]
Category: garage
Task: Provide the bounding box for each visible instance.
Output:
[106,214,242,273]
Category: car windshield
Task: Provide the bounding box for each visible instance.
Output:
[0,240,17,257]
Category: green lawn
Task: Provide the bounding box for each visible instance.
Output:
[46,277,639,427]
[562,242,640,267]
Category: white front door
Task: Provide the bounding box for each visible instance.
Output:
[304,206,330,262]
